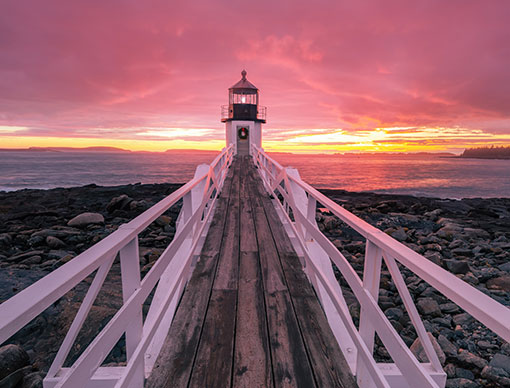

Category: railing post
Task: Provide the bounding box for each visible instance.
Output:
[119,236,144,388]
[144,163,210,374]
[357,240,383,388]
[285,168,358,371]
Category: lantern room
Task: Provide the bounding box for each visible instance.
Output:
[222,70,266,156]
[221,70,266,123]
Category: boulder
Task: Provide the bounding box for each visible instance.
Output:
[481,365,510,387]
[67,212,104,227]
[390,227,408,242]
[0,344,30,380]
[6,251,45,263]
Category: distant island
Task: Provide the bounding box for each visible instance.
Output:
[459,146,510,160]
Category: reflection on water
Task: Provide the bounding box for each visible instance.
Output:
[1,151,509,199]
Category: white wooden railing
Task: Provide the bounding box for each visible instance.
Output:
[0,145,234,388]
[251,144,510,388]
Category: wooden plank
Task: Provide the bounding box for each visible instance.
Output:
[189,157,240,385]
[146,252,219,388]
[280,252,358,388]
[249,173,316,388]
[234,252,273,388]
[146,163,236,388]
[188,289,237,388]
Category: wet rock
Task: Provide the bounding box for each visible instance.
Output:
[106,194,133,213]
[384,307,403,322]
[0,344,30,380]
[155,215,172,226]
[498,262,510,273]
[489,353,510,374]
[410,332,446,365]
[0,233,12,246]
[20,371,44,388]
[452,313,474,326]
[67,212,104,227]
[445,377,480,388]
[444,260,470,274]
[486,276,510,292]
[455,367,474,380]
[456,349,488,369]
[46,236,65,249]
[424,250,443,266]
[20,255,42,265]
[417,298,441,316]
[389,227,408,242]
[438,334,458,358]
[481,366,510,387]
[6,251,45,263]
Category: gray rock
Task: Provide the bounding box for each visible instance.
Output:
[67,212,104,227]
[6,251,45,263]
[481,365,510,387]
[498,262,510,273]
[455,367,474,380]
[410,332,446,365]
[20,372,44,388]
[106,194,133,213]
[457,349,488,369]
[463,227,490,240]
[439,302,460,314]
[46,236,65,249]
[444,259,470,274]
[390,227,408,242]
[445,378,480,388]
[417,298,441,316]
[424,251,443,266]
[20,255,42,265]
[449,239,466,250]
[452,313,474,326]
[451,248,473,257]
[384,307,403,322]
[0,233,12,246]
[437,334,458,357]
[489,353,510,374]
[486,276,510,292]
[0,344,30,380]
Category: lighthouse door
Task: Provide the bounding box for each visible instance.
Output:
[237,126,249,155]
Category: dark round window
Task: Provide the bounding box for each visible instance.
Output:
[238,127,249,139]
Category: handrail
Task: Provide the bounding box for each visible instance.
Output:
[251,143,510,388]
[0,144,235,388]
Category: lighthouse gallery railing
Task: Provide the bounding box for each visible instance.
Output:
[0,145,234,388]
[251,144,510,388]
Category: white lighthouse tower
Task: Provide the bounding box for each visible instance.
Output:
[221,70,266,155]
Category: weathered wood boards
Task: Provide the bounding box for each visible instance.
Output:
[147,156,356,388]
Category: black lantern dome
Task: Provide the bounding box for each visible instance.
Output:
[221,70,266,123]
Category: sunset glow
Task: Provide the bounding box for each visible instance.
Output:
[1,1,510,153]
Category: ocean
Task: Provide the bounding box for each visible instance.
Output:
[1,150,509,199]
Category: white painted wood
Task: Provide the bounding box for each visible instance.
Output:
[357,241,383,387]
[119,237,143,388]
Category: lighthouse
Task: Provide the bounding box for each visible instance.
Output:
[221,70,266,155]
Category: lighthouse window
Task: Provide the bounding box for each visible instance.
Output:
[232,93,257,104]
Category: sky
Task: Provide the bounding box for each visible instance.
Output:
[1,0,510,153]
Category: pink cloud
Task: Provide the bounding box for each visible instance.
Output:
[0,0,509,145]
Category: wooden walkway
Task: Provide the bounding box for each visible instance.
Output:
[147,156,357,388]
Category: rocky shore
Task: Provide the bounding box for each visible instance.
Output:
[1,184,510,387]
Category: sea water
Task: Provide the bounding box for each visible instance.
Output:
[0,151,509,199]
